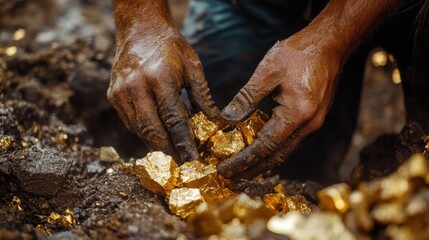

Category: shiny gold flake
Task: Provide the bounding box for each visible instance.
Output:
[9,196,23,211]
[47,209,78,228]
[35,225,53,236]
[0,135,13,152]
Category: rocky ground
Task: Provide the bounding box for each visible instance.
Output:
[0,0,428,239]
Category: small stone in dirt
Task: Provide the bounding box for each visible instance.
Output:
[99,146,120,162]
[14,147,71,197]
[127,225,139,234]
[87,161,105,174]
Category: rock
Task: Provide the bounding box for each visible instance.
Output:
[99,146,120,162]
[0,155,12,175]
[14,147,71,197]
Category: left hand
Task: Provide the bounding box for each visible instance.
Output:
[217,36,342,179]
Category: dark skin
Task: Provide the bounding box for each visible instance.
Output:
[109,0,221,163]
[109,0,400,177]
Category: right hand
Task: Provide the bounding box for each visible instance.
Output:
[108,23,220,163]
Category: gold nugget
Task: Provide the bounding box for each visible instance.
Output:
[208,129,245,159]
[187,202,223,236]
[9,196,23,211]
[318,183,351,214]
[47,209,78,228]
[286,195,316,215]
[35,225,53,236]
[169,188,205,219]
[126,152,178,196]
[348,191,373,232]
[176,160,235,203]
[0,135,12,152]
[397,154,428,179]
[189,111,219,146]
[177,160,217,188]
[232,193,275,224]
[263,184,289,214]
[238,110,269,145]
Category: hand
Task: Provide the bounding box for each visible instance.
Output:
[108,24,220,163]
[217,36,342,179]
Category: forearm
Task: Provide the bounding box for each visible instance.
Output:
[113,0,173,43]
[293,0,401,61]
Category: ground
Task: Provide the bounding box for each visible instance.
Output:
[0,0,427,239]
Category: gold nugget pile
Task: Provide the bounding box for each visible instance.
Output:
[123,110,429,239]
[268,154,429,239]
[122,111,316,237]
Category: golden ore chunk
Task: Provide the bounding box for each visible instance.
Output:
[187,202,223,236]
[263,184,289,214]
[168,188,205,219]
[189,111,219,146]
[177,160,217,188]
[318,183,351,214]
[208,129,245,159]
[125,151,178,196]
[238,109,269,145]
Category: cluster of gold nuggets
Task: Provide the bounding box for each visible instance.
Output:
[269,154,429,239]
[123,111,316,237]
[124,111,429,239]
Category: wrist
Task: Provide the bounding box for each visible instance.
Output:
[290,0,401,62]
[116,20,177,47]
[113,0,175,45]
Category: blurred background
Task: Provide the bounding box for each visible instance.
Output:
[0,0,405,181]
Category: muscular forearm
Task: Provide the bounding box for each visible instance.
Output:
[293,0,401,61]
[113,0,173,43]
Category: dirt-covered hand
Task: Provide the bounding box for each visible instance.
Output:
[216,0,401,179]
[108,24,220,163]
[217,36,342,179]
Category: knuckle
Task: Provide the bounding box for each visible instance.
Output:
[236,86,256,108]
[139,124,161,142]
[143,63,166,81]
[164,114,187,130]
[125,74,145,92]
[107,85,122,104]
[298,100,318,121]
[310,114,326,131]
[106,87,114,103]
[255,137,279,157]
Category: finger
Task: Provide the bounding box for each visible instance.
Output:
[232,110,325,180]
[217,106,305,178]
[153,81,199,163]
[233,125,311,180]
[107,85,133,131]
[221,45,283,123]
[184,57,221,122]
[127,87,179,160]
